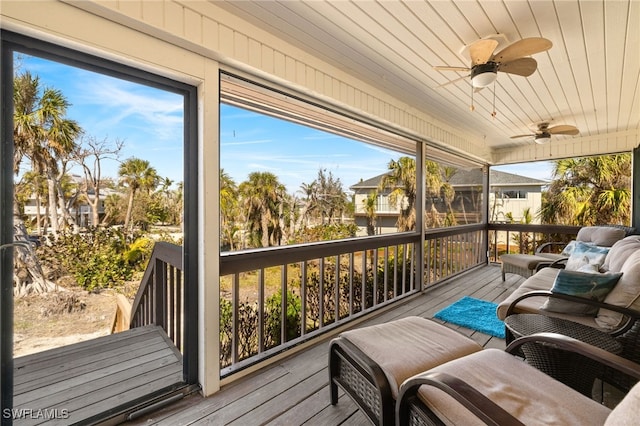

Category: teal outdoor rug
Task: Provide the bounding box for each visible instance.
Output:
[434,296,505,338]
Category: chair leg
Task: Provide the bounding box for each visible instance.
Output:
[328,341,339,405]
[501,264,506,281]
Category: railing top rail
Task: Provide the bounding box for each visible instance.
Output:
[425,223,485,239]
[130,241,183,323]
[488,223,582,234]
[220,232,420,276]
[220,225,488,276]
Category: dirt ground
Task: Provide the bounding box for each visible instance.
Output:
[13,289,118,358]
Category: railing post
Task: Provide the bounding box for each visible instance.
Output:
[154,258,167,329]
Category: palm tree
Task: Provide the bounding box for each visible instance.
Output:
[220,169,239,250]
[363,190,378,236]
[298,181,318,228]
[239,171,286,248]
[539,154,631,226]
[103,193,124,226]
[424,160,444,228]
[379,157,416,232]
[13,71,81,234]
[118,157,160,230]
[441,166,457,226]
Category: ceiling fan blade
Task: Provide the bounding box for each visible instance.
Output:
[491,37,552,63]
[498,57,538,77]
[547,124,579,135]
[468,39,499,65]
[510,134,535,139]
[433,66,470,72]
[436,74,470,88]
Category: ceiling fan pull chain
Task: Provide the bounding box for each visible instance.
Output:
[470,85,475,111]
[491,81,497,118]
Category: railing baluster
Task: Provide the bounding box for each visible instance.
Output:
[393,245,398,296]
[372,249,378,305]
[319,257,324,329]
[176,271,182,352]
[348,252,354,315]
[281,265,287,345]
[301,261,307,336]
[334,255,340,322]
[361,251,366,310]
[383,246,388,302]
[232,272,239,364]
[259,268,265,353]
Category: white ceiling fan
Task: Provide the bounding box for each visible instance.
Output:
[511,121,579,144]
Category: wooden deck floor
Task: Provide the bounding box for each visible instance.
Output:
[14,325,185,425]
[125,264,525,426]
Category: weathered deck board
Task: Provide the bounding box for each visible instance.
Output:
[14,325,184,425]
[126,264,525,425]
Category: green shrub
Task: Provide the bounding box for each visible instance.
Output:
[38,227,134,291]
[264,289,301,348]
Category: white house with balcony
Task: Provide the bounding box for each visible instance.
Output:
[351,169,546,235]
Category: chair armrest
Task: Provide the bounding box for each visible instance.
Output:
[396,371,525,426]
[506,332,640,381]
[534,257,568,272]
[535,241,568,254]
[505,290,640,335]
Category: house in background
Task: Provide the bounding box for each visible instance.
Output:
[352,169,546,235]
[21,175,120,229]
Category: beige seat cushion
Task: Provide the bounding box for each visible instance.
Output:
[577,226,626,247]
[340,316,481,399]
[500,253,553,270]
[496,267,560,319]
[414,349,611,426]
[602,235,640,272]
[597,249,640,329]
[605,381,640,425]
[495,267,605,328]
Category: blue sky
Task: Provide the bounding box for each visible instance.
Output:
[17,54,184,185]
[17,53,552,193]
[220,104,405,192]
[493,162,553,182]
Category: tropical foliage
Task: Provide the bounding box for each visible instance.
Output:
[221,168,354,250]
[12,70,184,294]
[539,154,631,226]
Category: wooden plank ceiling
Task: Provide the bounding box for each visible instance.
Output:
[214,0,639,160]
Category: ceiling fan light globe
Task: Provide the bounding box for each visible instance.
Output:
[534,136,551,144]
[471,71,497,88]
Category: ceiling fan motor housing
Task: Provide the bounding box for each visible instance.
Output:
[534,131,552,144]
[471,62,498,87]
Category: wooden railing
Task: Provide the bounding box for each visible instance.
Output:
[124,223,630,379]
[487,223,581,262]
[424,224,485,286]
[110,294,132,334]
[219,225,486,376]
[130,241,185,352]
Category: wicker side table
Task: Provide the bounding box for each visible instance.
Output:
[504,313,622,397]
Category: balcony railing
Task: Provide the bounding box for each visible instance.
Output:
[219,224,486,376]
[424,224,485,285]
[128,224,556,379]
[488,223,582,261]
[130,242,185,352]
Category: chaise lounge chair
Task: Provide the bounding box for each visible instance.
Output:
[396,333,640,425]
[499,226,628,281]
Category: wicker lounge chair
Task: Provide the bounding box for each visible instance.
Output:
[396,333,640,426]
[499,226,628,281]
[504,290,640,392]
